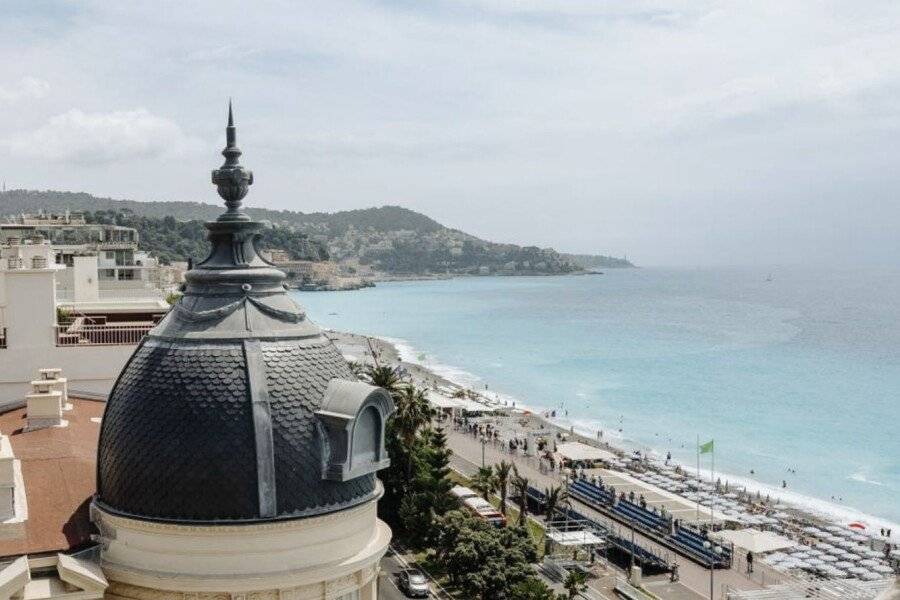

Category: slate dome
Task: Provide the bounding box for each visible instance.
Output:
[95,106,390,523]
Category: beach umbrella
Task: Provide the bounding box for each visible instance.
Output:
[794,544,811,551]
[805,558,825,567]
[851,533,868,542]
[873,565,894,574]
[806,548,824,557]
[816,543,834,551]
[862,548,882,558]
[844,553,862,561]
[820,555,838,563]
[834,560,854,569]
[859,559,880,567]
[825,546,844,556]
[791,552,810,560]
[848,521,866,530]
[861,572,883,581]
[848,566,868,575]
[829,568,848,578]
[825,525,843,533]
[802,526,821,534]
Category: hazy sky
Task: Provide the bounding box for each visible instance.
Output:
[2,1,899,266]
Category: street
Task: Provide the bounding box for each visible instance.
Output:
[379,548,428,600]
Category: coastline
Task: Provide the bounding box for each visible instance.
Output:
[327,328,900,542]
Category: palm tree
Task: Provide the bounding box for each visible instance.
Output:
[471,467,496,502]
[563,570,587,600]
[543,485,568,521]
[393,385,434,446]
[347,360,366,378]
[494,461,512,516]
[365,364,403,395]
[512,466,530,527]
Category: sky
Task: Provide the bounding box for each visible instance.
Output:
[1,1,899,267]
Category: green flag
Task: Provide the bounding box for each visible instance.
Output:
[699,439,714,454]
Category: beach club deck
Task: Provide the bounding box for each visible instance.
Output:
[588,468,727,526]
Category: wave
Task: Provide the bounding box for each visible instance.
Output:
[849,470,885,487]
[381,334,900,540]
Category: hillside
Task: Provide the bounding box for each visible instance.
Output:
[0,189,631,275]
[562,253,634,269]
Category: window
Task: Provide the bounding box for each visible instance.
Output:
[118,269,134,280]
[352,406,380,467]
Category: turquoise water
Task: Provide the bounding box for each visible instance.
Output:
[293,268,900,528]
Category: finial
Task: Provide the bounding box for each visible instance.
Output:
[211,100,253,221]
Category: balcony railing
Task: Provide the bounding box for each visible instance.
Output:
[55,321,154,346]
[0,327,6,349]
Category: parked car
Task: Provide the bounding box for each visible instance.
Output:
[397,568,430,598]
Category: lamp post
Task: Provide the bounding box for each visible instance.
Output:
[481,436,487,467]
[703,541,723,600]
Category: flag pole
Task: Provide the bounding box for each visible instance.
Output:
[711,441,715,529]
[696,435,700,521]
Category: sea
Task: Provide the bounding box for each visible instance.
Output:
[292,267,900,533]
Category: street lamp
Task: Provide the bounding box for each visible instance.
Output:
[481,436,487,467]
[703,541,723,600]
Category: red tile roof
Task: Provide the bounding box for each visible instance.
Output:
[0,398,103,558]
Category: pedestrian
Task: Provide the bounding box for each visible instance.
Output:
[746,551,754,573]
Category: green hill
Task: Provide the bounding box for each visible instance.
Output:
[0,189,631,274]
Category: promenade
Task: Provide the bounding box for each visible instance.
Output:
[445,426,791,600]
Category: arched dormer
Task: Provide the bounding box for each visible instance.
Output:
[315,379,394,482]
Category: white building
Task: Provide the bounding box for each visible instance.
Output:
[0,238,169,402]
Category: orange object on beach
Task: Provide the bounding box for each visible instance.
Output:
[848,522,866,530]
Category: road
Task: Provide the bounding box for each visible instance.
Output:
[379,549,415,599]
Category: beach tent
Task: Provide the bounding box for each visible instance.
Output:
[713,528,795,553]
[555,441,617,463]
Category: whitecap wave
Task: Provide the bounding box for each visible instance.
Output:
[849,470,885,487]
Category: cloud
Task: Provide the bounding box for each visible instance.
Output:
[0,77,50,105]
[5,108,201,165]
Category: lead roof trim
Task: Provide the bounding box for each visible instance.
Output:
[244,339,277,518]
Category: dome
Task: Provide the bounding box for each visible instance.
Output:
[95,106,393,523]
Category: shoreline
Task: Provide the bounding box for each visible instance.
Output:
[327,329,900,542]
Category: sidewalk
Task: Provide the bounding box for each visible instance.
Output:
[446,427,783,600]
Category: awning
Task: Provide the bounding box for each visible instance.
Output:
[546,530,605,546]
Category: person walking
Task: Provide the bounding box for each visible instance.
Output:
[746,551,754,574]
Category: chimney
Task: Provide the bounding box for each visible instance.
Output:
[25,378,66,432]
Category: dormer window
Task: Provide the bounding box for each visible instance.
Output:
[316,379,394,482]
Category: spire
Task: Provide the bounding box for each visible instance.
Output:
[211,100,253,221]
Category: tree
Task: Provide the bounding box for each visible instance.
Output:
[543,485,568,521]
[508,578,561,600]
[347,360,365,378]
[512,466,530,527]
[364,364,403,395]
[393,385,434,447]
[471,466,497,502]
[494,460,512,516]
[563,570,587,600]
[434,511,537,600]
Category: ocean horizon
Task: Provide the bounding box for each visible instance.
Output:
[293,266,900,532]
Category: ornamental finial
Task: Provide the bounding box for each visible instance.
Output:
[211,100,253,221]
